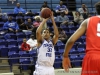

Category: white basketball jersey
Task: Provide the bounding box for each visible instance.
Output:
[36,40,55,67]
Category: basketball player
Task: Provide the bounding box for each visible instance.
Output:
[33,13,59,75]
[62,2,100,75]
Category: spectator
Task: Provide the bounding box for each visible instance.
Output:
[16,18,27,30]
[3,16,19,33]
[21,38,30,52]
[73,11,84,25]
[33,17,41,28]
[27,35,37,51]
[14,3,26,15]
[78,3,89,19]
[56,1,68,14]
[56,12,69,26]
[26,18,33,31]
[0,8,8,22]
[40,1,50,11]
[26,10,34,16]
[34,15,47,30]
[58,28,68,44]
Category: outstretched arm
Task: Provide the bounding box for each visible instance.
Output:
[51,13,59,45]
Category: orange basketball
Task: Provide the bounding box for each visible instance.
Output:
[41,8,52,19]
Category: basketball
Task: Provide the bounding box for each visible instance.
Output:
[40,8,52,19]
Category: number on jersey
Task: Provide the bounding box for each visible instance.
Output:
[46,47,52,57]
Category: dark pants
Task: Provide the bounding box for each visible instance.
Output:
[82,13,88,19]
[29,65,35,75]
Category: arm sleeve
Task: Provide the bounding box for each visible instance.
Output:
[55,6,59,12]
[14,7,18,14]
[64,5,67,10]
[27,40,37,48]
[21,44,24,50]
[21,8,26,14]
[78,8,83,14]
[3,23,8,29]
[15,22,19,30]
[28,44,30,50]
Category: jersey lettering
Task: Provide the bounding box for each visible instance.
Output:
[46,53,52,57]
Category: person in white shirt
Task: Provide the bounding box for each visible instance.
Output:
[78,3,89,19]
[27,35,37,51]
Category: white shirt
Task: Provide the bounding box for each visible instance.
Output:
[78,8,88,14]
[26,38,37,51]
[36,40,55,67]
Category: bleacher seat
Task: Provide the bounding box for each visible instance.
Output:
[8,51,17,56]
[78,44,85,48]
[29,50,37,57]
[20,53,30,57]
[58,45,65,54]
[19,51,27,56]
[72,44,78,50]
[70,55,81,67]
[9,46,19,53]
[7,40,18,47]
[70,55,80,60]
[54,58,62,68]
[77,48,85,53]
[17,34,26,39]
[0,47,9,57]
[16,32,25,36]
[19,58,31,70]
[57,40,64,46]
[8,52,19,65]
[69,48,79,54]
[79,54,85,60]
[17,40,23,46]
[0,40,7,47]
[76,38,83,44]
[55,51,60,56]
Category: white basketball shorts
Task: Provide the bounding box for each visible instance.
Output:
[33,65,55,75]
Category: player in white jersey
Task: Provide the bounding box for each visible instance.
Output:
[33,13,59,75]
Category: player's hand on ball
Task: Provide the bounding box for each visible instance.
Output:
[62,57,71,72]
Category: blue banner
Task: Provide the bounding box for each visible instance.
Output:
[7,0,18,6]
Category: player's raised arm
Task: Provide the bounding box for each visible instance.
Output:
[36,19,48,43]
[51,13,59,45]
